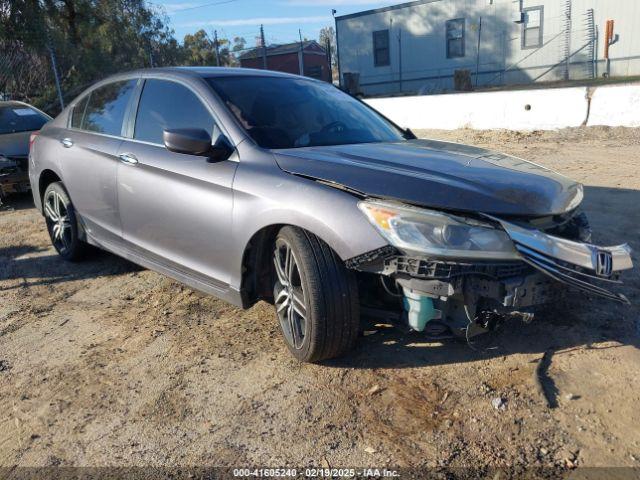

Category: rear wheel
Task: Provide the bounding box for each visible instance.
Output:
[43,182,88,261]
[272,226,359,362]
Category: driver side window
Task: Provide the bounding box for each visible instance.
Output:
[134,79,215,145]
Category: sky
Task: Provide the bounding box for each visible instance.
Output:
[151,0,397,47]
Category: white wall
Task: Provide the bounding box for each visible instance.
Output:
[365,84,639,131]
[587,84,640,128]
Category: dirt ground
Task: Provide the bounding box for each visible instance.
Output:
[1,127,639,476]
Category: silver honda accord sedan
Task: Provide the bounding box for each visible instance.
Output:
[29,67,633,362]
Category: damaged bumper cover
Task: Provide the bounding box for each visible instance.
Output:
[348,217,633,306]
[494,218,633,304]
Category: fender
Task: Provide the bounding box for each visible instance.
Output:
[227,147,388,291]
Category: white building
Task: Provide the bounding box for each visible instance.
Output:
[335,0,640,96]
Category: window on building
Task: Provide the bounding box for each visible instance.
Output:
[372,30,390,67]
[306,65,323,80]
[522,6,544,49]
[446,18,465,58]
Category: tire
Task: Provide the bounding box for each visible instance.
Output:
[42,182,88,261]
[272,226,360,363]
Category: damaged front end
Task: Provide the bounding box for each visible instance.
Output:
[0,154,30,199]
[348,200,633,338]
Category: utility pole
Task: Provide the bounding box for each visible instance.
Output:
[390,17,396,90]
[397,28,402,92]
[44,27,64,111]
[214,29,221,66]
[326,37,332,82]
[332,9,341,87]
[475,16,482,87]
[298,29,305,76]
[260,24,267,69]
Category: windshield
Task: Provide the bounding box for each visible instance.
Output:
[0,105,49,134]
[206,76,405,149]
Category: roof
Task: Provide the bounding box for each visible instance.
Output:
[239,40,325,61]
[67,67,314,104]
[335,0,442,21]
[164,66,304,79]
[92,67,314,87]
[118,66,301,79]
[0,101,33,108]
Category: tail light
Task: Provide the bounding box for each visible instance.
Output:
[29,131,40,151]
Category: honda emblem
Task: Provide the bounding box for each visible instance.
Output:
[595,250,613,278]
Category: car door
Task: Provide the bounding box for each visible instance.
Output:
[60,79,138,245]
[117,78,238,287]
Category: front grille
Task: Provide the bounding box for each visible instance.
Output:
[389,257,531,280]
[515,243,629,304]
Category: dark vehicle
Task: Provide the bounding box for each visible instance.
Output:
[28,68,633,362]
[0,101,51,201]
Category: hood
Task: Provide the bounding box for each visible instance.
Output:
[273,139,583,217]
[0,131,31,158]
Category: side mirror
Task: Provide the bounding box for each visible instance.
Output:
[163,128,213,156]
[163,128,234,162]
[404,128,417,140]
[209,135,234,162]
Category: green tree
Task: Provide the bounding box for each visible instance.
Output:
[232,36,246,53]
[183,29,216,66]
[1,0,181,113]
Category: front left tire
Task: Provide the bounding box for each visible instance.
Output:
[272,226,360,363]
[43,182,88,261]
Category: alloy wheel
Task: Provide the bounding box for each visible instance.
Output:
[273,238,307,350]
[44,190,73,254]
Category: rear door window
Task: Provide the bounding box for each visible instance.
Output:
[71,95,89,129]
[134,79,214,145]
[82,80,137,136]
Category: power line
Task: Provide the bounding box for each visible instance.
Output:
[167,0,239,14]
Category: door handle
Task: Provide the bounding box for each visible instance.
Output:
[61,138,74,148]
[119,153,138,165]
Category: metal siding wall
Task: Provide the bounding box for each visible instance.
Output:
[577,0,640,78]
[336,0,640,96]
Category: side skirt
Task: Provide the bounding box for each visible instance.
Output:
[85,233,245,308]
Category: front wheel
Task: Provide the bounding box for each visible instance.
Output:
[43,182,88,261]
[272,226,360,363]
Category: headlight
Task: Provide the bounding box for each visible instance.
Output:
[359,200,519,260]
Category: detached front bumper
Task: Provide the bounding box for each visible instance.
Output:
[495,218,633,304]
[347,215,633,334]
[349,221,633,306]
